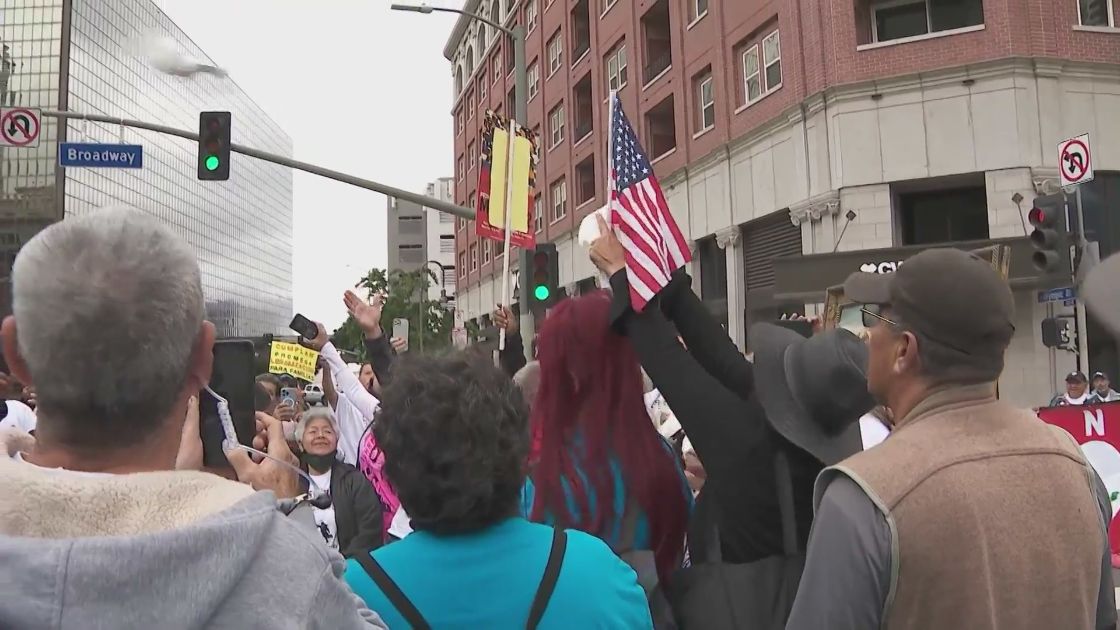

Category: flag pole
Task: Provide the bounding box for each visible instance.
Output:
[498,118,519,357]
[602,91,618,289]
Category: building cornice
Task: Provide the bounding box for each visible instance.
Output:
[444,0,484,60]
[789,191,841,226]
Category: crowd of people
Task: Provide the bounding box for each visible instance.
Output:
[0,207,1117,629]
[1050,370,1120,406]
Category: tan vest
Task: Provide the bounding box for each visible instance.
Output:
[817,384,1105,630]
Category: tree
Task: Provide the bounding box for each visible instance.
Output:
[331,266,453,356]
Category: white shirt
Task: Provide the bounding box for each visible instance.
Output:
[388,506,413,539]
[859,414,890,450]
[0,400,36,434]
[309,469,338,549]
[321,342,379,465]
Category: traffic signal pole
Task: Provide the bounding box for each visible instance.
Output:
[40,109,476,221]
[1073,186,1089,376]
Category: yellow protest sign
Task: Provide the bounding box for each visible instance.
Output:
[267,341,319,382]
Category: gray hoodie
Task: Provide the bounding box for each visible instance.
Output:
[0,429,387,630]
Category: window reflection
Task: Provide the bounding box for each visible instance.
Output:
[0,0,294,336]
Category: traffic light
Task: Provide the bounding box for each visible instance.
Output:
[1041,317,1073,349]
[198,111,231,181]
[1028,193,1068,272]
[528,242,558,313]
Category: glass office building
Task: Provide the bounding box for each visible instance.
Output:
[0,0,293,336]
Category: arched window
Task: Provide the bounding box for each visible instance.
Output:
[465,46,475,76]
[454,66,463,94]
[489,2,501,41]
[476,21,487,53]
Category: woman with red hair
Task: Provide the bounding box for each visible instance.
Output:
[523,290,692,589]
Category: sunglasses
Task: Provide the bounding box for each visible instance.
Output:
[860,305,899,329]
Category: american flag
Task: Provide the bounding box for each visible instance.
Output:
[609,93,691,312]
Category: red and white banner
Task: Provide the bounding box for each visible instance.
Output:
[1037,402,1120,554]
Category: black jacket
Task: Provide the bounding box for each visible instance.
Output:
[302,460,383,559]
[608,269,821,565]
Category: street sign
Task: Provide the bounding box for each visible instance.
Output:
[1062,298,1076,307]
[1038,286,1076,304]
[1059,133,1093,188]
[0,107,40,148]
[59,143,143,169]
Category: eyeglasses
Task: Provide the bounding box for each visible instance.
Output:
[860,305,899,329]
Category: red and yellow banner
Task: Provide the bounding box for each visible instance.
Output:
[476,110,537,249]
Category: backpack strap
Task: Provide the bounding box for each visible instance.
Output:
[526,527,568,630]
[774,450,799,556]
[353,552,432,630]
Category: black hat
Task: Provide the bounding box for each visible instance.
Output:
[1093,372,1109,381]
[749,324,874,465]
[1085,252,1120,339]
[843,248,1015,380]
[1066,371,1088,384]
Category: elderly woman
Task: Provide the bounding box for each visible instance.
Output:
[296,407,383,558]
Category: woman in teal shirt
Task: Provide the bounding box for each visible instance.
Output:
[344,353,652,629]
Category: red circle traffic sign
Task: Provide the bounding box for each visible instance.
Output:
[0,108,39,146]
[1060,138,1090,183]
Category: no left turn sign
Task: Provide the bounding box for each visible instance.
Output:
[0,107,40,148]
[1059,133,1093,188]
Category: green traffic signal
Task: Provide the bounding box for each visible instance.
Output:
[205,155,221,171]
[533,285,551,301]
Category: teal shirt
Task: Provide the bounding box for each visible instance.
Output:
[346,518,653,629]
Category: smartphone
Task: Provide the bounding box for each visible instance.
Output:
[774,318,813,339]
[392,318,409,351]
[289,313,318,340]
[200,339,257,469]
[280,386,299,406]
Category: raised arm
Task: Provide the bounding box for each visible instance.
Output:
[494,304,527,377]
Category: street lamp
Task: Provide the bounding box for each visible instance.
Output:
[391,2,532,359]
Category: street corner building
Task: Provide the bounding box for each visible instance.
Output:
[0,0,295,337]
[445,0,1120,410]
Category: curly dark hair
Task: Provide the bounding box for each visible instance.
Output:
[373,352,530,535]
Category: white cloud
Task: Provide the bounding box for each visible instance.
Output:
[157,0,457,330]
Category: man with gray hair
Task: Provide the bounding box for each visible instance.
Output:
[0,208,386,629]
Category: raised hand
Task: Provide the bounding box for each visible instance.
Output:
[344,289,384,338]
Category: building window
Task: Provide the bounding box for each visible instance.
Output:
[575,156,596,206]
[457,156,464,181]
[456,111,463,135]
[479,75,487,100]
[741,28,782,106]
[641,0,672,85]
[573,73,593,141]
[455,67,464,95]
[526,0,538,32]
[645,95,677,158]
[469,141,477,171]
[1080,0,1114,26]
[691,0,709,23]
[571,0,591,63]
[459,252,467,277]
[551,179,568,222]
[548,30,564,76]
[870,0,984,43]
[469,191,477,215]
[602,0,617,14]
[549,102,566,148]
[528,61,540,100]
[465,45,475,76]
[440,234,455,253]
[534,195,544,233]
[695,68,715,132]
[467,90,475,119]
[470,243,479,270]
[605,42,627,91]
[483,239,492,264]
[896,179,989,246]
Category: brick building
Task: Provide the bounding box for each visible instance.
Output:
[445,0,1120,408]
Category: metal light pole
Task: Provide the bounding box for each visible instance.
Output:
[391,2,533,361]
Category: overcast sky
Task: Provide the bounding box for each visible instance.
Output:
[157,0,458,330]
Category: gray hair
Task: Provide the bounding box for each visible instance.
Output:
[295,406,338,443]
[12,207,204,448]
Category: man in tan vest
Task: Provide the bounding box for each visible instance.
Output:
[787,248,1116,630]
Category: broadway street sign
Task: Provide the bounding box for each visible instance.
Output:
[59,142,143,169]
